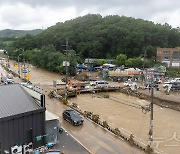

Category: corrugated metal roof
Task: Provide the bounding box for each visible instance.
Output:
[0,84,42,119]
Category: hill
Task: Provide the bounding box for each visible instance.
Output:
[12,14,180,59]
[0,29,43,38]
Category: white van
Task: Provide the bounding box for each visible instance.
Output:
[94,81,109,88]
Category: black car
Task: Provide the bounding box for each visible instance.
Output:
[62,109,84,126]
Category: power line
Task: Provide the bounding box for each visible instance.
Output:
[95,94,150,110]
[109,95,142,109]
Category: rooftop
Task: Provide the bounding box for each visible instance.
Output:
[0,84,43,119]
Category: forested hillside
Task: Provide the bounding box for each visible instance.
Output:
[6,14,180,74]
[12,14,180,59]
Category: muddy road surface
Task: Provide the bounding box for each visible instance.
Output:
[45,95,145,154]
[7,61,145,154]
[8,61,180,154]
[70,92,180,154]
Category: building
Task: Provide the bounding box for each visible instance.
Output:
[156,48,180,68]
[45,111,59,144]
[0,84,46,153]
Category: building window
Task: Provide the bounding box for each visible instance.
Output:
[172,57,180,61]
[163,51,170,54]
[163,57,170,61]
[157,51,161,54]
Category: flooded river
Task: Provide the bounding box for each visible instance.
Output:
[9,61,180,154]
[70,93,180,154]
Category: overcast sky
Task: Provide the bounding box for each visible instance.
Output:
[0,0,179,30]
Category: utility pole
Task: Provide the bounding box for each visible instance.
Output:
[62,38,70,101]
[142,50,147,70]
[22,48,26,79]
[27,61,30,82]
[18,54,22,78]
[143,50,147,85]
[65,39,69,89]
[23,48,25,70]
[5,51,10,68]
[7,55,10,68]
[149,75,154,144]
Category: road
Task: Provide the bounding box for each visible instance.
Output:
[3,59,180,154]
[45,95,144,154]
[5,60,145,154]
[54,127,91,154]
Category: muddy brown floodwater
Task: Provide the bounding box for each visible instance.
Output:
[69,92,180,154]
[9,61,180,154]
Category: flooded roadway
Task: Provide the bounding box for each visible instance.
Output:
[70,92,180,154]
[7,61,145,154]
[7,60,180,154]
[45,95,145,154]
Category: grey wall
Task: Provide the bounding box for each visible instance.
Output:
[45,119,59,144]
[0,109,45,153]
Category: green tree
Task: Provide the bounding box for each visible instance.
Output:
[98,59,106,65]
[116,54,127,66]
[125,57,143,68]
[8,14,180,74]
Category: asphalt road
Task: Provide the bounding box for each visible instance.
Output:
[45,95,145,154]
[54,128,90,154]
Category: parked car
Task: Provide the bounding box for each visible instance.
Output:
[164,78,180,85]
[163,82,171,89]
[90,80,109,88]
[1,76,14,84]
[123,81,137,87]
[90,80,97,86]
[171,78,180,82]
[62,109,84,126]
[171,82,180,90]
[96,81,109,88]
[7,73,14,79]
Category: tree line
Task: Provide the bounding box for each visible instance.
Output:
[4,14,180,73]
